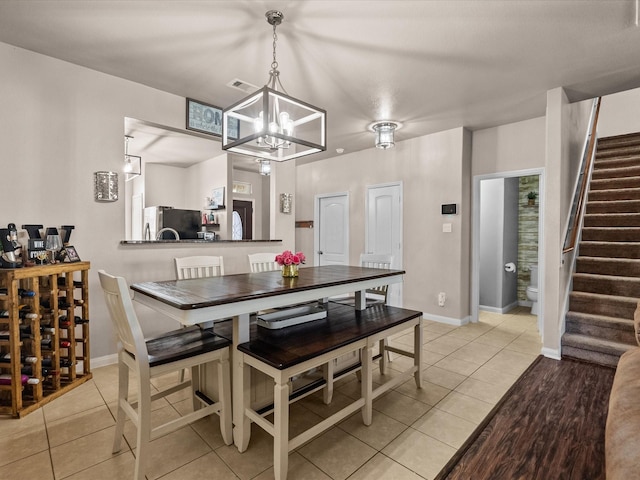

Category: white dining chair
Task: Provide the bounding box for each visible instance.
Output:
[174,255,224,279]
[98,270,232,480]
[248,252,280,273]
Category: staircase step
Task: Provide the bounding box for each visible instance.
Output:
[590,176,640,190]
[578,241,640,258]
[593,156,640,170]
[573,272,640,298]
[561,333,634,367]
[581,227,640,242]
[586,199,640,213]
[597,133,640,150]
[591,164,640,179]
[565,311,637,344]
[587,187,640,201]
[583,213,640,227]
[576,257,640,277]
[569,291,639,319]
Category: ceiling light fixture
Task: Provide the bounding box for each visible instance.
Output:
[256,158,271,176]
[123,135,141,181]
[369,120,402,150]
[222,10,326,162]
[369,121,402,150]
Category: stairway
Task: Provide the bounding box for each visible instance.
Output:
[562,132,640,367]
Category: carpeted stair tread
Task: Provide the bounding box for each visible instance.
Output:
[581,226,640,242]
[591,165,640,179]
[576,257,640,277]
[561,333,634,358]
[587,186,640,201]
[586,199,640,213]
[593,156,640,170]
[565,311,637,344]
[569,291,638,319]
[572,272,640,297]
[561,343,626,368]
[578,241,640,258]
[590,176,640,190]
[583,213,640,227]
[597,132,640,149]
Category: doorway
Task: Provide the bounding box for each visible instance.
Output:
[471,168,545,334]
[314,192,349,266]
[233,200,253,240]
[365,182,403,306]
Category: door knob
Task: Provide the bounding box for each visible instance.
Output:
[318,251,323,255]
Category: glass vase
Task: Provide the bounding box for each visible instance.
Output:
[281,264,299,277]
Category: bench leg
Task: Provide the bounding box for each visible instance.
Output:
[414,320,423,389]
[361,344,374,426]
[379,339,386,375]
[218,352,233,445]
[322,360,334,404]
[274,380,290,480]
[234,351,252,452]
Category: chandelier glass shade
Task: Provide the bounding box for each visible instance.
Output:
[369,121,402,150]
[257,158,271,176]
[222,11,326,162]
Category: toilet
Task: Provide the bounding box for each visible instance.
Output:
[526,264,539,315]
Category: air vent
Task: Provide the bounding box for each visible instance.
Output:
[226,78,259,94]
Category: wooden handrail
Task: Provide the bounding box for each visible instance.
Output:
[563,97,601,254]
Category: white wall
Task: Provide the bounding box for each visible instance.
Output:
[0,42,291,360]
[598,87,640,137]
[296,127,472,324]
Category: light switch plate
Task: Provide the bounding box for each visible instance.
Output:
[442,223,452,233]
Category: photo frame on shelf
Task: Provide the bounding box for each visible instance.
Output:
[186,98,239,139]
[212,187,225,207]
[59,245,81,263]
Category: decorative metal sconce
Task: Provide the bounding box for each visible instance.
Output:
[280,193,293,214]
[94,171,118,202]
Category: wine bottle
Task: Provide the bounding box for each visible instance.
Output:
[0,307,38,319]
[21,365,58,377]
[0,353,37,363]
[19,324,56,335]
[59,315,89,327]
[40,338,52,349]
[57,277,83,288]
[0,374,40,385]
[0,288,36,297]
[59,340,71,348]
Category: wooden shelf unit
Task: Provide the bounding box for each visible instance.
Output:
[0,261,92,417]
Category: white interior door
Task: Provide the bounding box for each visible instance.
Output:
[366,183,403,306]
[315,193,349,266]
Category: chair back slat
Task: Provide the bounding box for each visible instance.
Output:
[98,270,148,365]
[175,256,224,279]
[359,253,393,301]
[248,252,280,273]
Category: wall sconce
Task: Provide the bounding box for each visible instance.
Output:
[369,121,402,149]
[94,171,118,202]
[280,193,293,214]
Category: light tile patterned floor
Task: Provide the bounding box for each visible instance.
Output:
[0,308,541,480]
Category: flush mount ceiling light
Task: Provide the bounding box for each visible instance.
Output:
[369,121,403,150]
[256,158,271,176]
[123,135,141,181]
[222,10,326,162]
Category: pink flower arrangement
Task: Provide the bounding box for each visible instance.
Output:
[275,250,306,266]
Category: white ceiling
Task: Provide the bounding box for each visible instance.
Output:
[2,0,640,169]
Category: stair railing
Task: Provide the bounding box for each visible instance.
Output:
[563,97,601,254]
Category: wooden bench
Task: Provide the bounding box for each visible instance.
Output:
[234,302,423,480]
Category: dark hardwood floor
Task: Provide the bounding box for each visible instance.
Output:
[436,356,616,480]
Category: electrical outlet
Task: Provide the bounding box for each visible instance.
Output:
[438,292,446,307]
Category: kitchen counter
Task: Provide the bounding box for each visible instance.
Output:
[120,239,282,245]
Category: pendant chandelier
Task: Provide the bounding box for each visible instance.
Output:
[256,158,271,176]
[222,10,326,162]
[369,121,402,150]
[123,135,141,181]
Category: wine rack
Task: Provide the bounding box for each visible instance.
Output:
[0,262,91,417]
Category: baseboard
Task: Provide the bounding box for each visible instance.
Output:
[541,347,561,360]
[425,313,470,327]
[91,353,118,369]
[479,301,520,314]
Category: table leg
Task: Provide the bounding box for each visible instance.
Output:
[233,313,251,451]
[354,289,366,310]
[414,318,423,389]
[322,359,334,404]
[274,378,290,480]
[361,344,373,426]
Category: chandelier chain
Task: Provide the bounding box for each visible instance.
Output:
[271,23,278,71]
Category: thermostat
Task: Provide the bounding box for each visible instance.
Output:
[441,204,457,215]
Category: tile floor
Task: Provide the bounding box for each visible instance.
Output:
[0,308,541,480]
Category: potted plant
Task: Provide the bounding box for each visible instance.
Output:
[527,191,538,205]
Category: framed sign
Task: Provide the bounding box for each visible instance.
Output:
[212,187,225,207]
[186,98,239,139]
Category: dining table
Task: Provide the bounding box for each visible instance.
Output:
[130,265,405,449]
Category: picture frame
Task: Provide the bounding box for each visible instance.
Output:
[212,187,225,207]
[232,181,252,195]
[59,245,81,263]
[186,98,239,139]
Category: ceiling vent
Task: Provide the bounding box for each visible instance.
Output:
[226,78,259,94]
